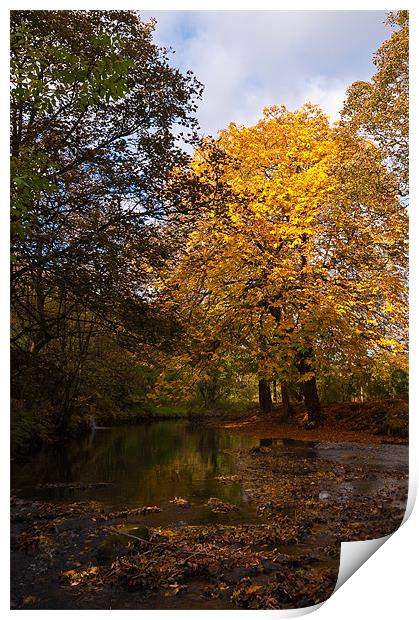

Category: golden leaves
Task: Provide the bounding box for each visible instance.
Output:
[61,566,100,587]
[382,300,394,314]
[162,103,407,380]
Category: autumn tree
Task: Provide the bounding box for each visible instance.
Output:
[341,10,408,196]
[165,105,407,427]
[10,10,202,435]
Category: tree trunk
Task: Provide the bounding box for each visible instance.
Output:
[298,349,322,427]
[272,380,277,402]
[198,378,218,408]
[302,376,322,427]
[258,379,272,414]
[280,381,295,419]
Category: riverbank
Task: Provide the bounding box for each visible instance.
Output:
[214,399,408,445]
[11,428,408,610]
[11,399,256,457]
[12,398,406,459]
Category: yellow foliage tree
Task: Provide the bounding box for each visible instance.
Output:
[341,10,409,196]
[165,104,407,426]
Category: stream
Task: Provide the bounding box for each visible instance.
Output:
[11,420,409,609]
[11,420,408,527]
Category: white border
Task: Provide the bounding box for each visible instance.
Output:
[2,2,417,618]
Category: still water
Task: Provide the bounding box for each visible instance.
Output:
[11,421,408,528]
[11,421,263,516]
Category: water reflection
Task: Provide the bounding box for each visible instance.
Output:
[11,421,259,509]
[11,423,408,516]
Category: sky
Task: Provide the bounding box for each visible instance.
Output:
[140,10,389,140]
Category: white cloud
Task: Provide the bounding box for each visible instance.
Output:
[141,10,388,136]
[296,76,349,123]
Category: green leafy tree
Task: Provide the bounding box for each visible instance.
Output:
[10,10,202,435]
[11,10,202,350]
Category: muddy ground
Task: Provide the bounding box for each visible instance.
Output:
[11,434,408,610]
[215,399,408,444]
